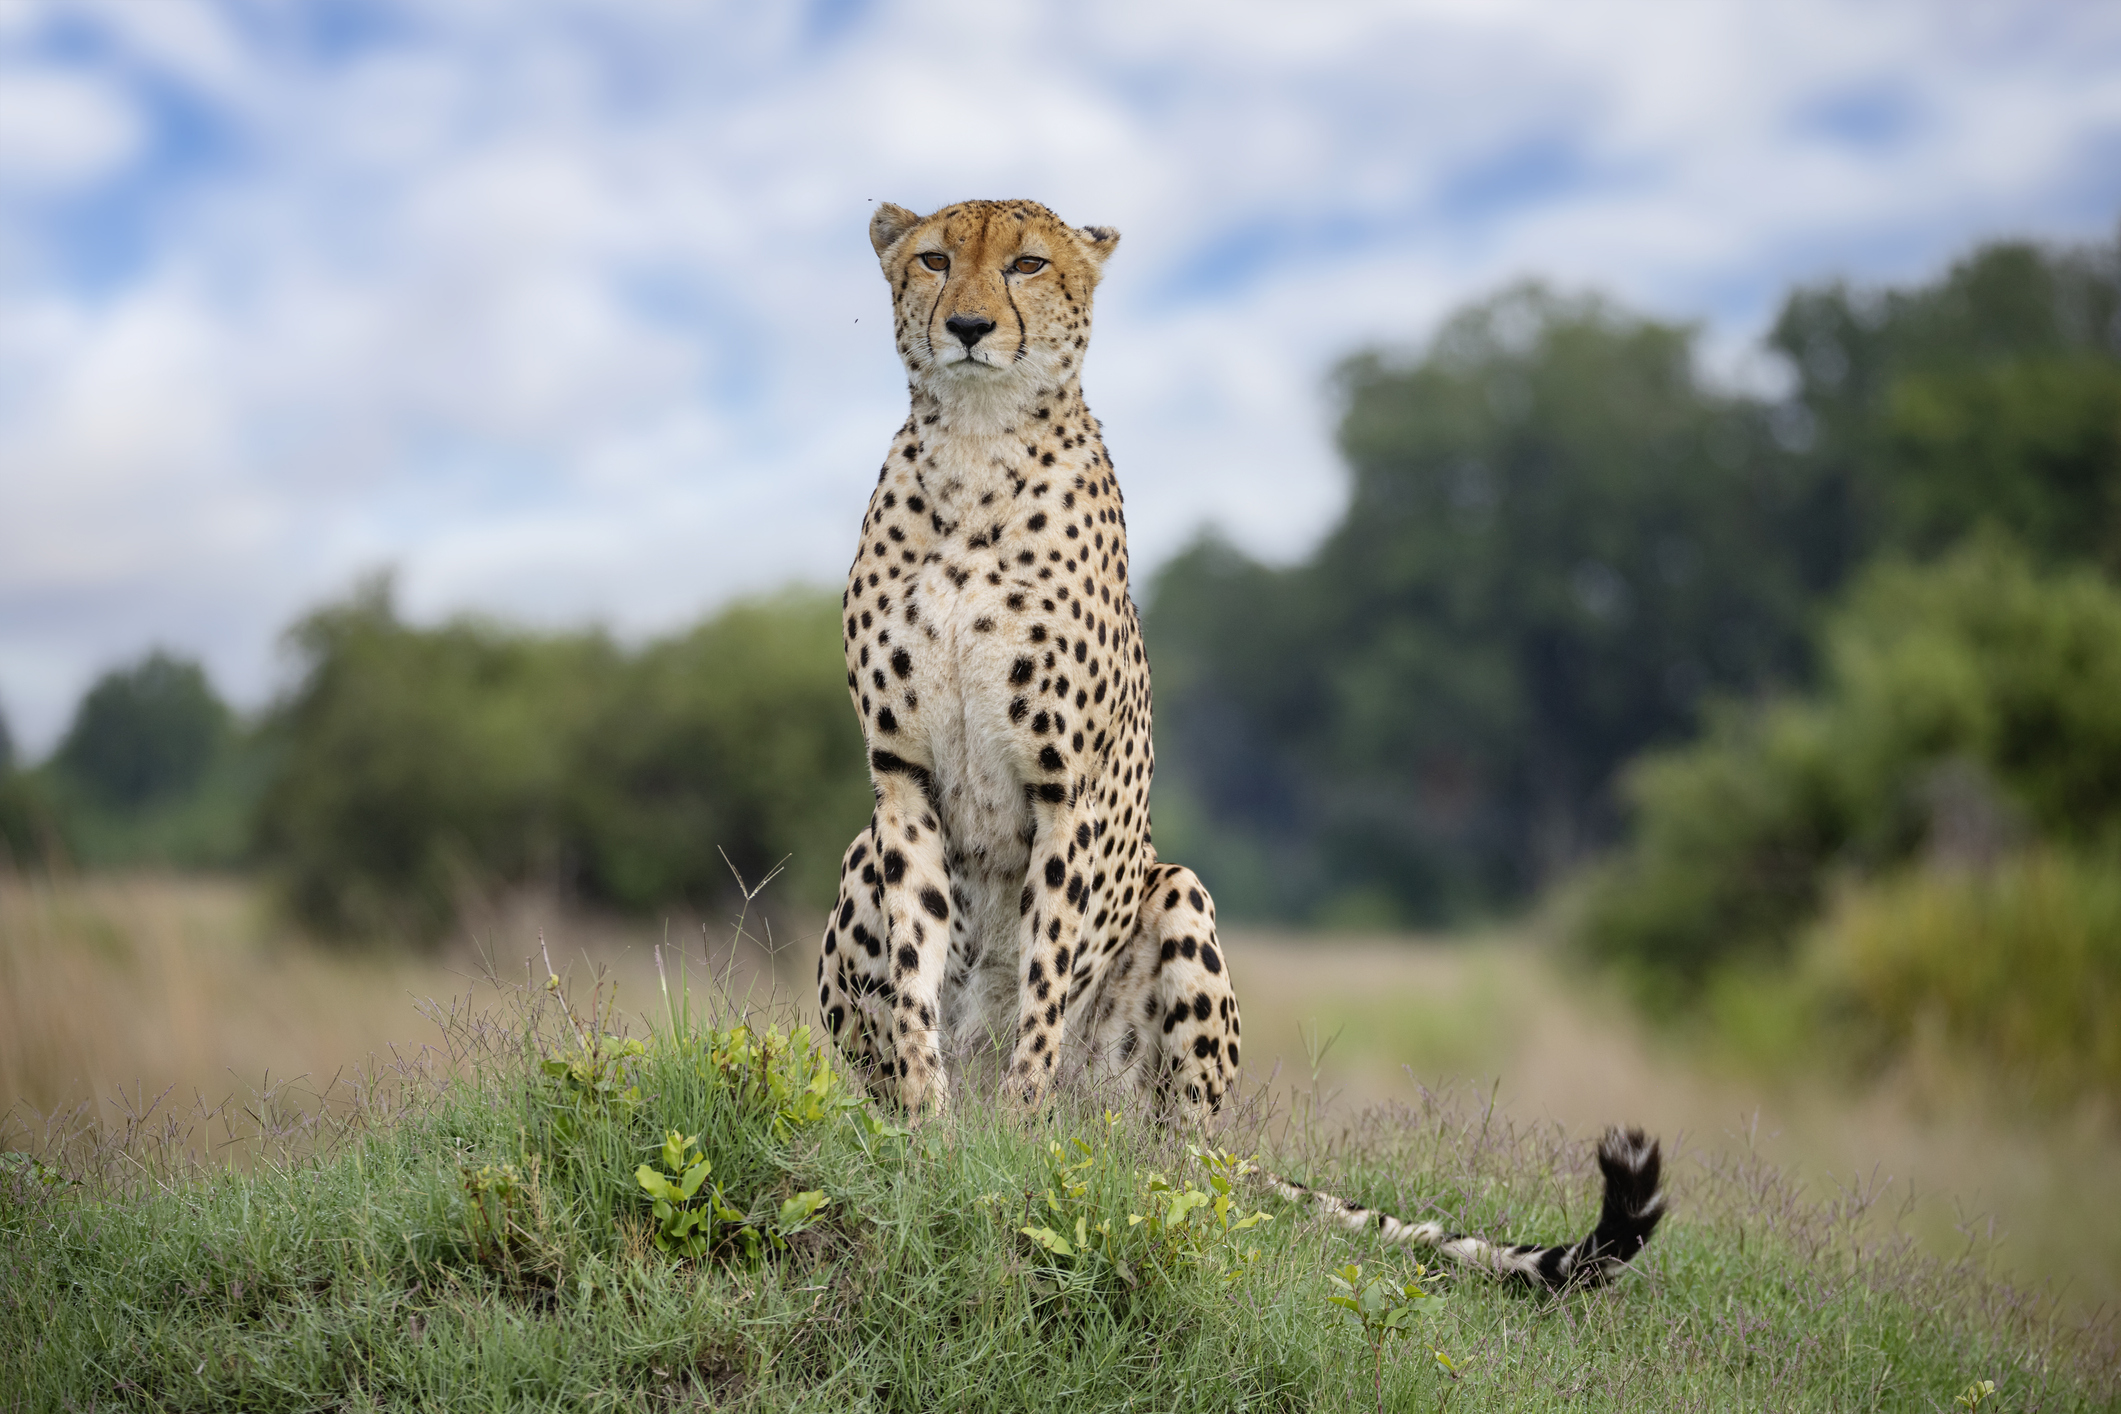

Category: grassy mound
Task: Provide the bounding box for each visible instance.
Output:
[3,963,2113,1412]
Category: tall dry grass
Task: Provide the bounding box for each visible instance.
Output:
[0,872,794,1141]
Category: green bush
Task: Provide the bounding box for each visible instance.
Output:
[38,742,270,871]
[1801,852,2121,1108]
[1581,539,2121,992]
[256,578,868,941]
[1574,698,1847,995]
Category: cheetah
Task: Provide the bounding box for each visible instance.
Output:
[815,199,1664,1288]
[815,197,1234,1120]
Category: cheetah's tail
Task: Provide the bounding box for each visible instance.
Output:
[1264,1127,1665,1291]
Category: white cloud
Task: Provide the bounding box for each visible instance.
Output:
[0,64,140,189]
[0,0,2118,750]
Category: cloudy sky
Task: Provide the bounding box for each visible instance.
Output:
[2,0,2118,753]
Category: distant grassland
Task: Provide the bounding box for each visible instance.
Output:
[0,873,782,1130]
[4,873,2118,1329]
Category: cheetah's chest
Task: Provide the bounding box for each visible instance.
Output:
[889,563,1040,1047]
[850,441,1143,1053]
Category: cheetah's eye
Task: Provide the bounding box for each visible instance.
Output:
[919,253,948,272]
[1012,257,1047,275]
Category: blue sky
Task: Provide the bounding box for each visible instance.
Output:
[2,0,2119,752]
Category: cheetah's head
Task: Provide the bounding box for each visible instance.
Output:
[869,199,1118,422]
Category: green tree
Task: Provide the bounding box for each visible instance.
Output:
[565,592,873,912]
[1768,235,2121,579]
[1148,286,1816,922]
[1882,357,2121,572]
[0,700,50,869]
[52,651,231,809]
[255,579,869,943]
[256,576,615,941]
[1147,233,2121,926]
[1582,538,2121,993]
[1571,231,2121,992]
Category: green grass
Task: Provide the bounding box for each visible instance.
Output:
[3,965,2113,1413]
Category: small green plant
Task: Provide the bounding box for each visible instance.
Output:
[634,1130,723,1259]
[540,1029,646,1104]
[537,954,648,1147]
[459,1161,527,1260]
[1957,1378,1999,1409]
[540,1027,645,1148]
[654,939,907,1145]
[633,1128,830,1261]
[1017,1113,1274,1292]
[0,1152,72,1191]
[699,1020,869,1139]
[529,948,878,1267]
[1130,1144,1276,1284]
[1326,1260,1449,1414]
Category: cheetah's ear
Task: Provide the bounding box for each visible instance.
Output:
[1076,225,1120,268]
[870,203,921,259]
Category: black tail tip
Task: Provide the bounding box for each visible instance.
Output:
[1596,1127,1662,1203]
[1590,1127,1665,1264]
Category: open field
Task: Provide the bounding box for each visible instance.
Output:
[4,873,2117,1322]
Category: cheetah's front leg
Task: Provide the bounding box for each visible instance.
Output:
[867,759,954,1115]
[1004,794,1100,1107]
[816,827,892,1094]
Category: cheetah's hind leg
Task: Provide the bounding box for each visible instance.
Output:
[1082,861,1241,1121]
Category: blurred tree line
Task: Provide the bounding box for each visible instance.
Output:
[1146,233,2121,940]
[0,584,871,943]
[259,580,868,939]
[4,227,2115,1007]
[0,652,254,873]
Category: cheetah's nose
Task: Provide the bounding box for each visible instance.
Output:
[945,314,996,348]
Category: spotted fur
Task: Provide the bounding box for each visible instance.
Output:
[815,199,1239,1118]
